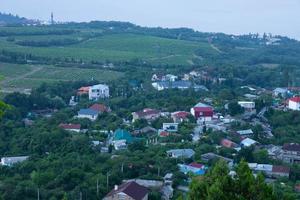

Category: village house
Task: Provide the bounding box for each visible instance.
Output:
[271,165,290,178]
[88,84,109,100]
[89,103,110,113]
[279,143,300,164]
[190,103,213,122]
[77,86,90,95]
[238,101,255,110]
[248,163,290,178]
[111,129,135,150]
[288,97,300,111]
[133,126,157,136]
[166,149,195,159]
[152,81,208,91]
[273,88,290,98]
[103,181,149,200]
[59,123,81,133]
[240,138,258,148]
[151,73,165,82]
[165,74,178,82]
[77,108,99,121]
[171,111,190,123]
[178,162,207,175]
[220,139,238,148]
[200,153,233,166]
[132,109,161,122]
[1,156,29,167]
[264,145,282,160]
[236,129,254,138]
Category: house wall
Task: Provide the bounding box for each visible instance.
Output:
[78,114,97,121]
[65,129,81,133]
[288,101,300,111]
[238,102,255,109]
[89,86,109,100]
[280,150,300,164]
[104,193,148,200]
[270,172,289,178]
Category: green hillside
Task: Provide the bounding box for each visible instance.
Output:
[0,26,218,65]
[0,63,123,90]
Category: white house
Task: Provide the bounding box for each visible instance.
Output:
[288,97,300,111]
[1,156,29,167]
[89,84,109,100]
[238,101,255,110]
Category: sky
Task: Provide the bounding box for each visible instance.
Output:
[1,0,300,39]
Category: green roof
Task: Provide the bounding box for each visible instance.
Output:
[113,129,133,143]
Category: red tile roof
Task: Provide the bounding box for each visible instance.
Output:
[59,123,81,130]
[189,162,204,169]
[105,181,148,200]
[221,139,235,148]
[289,97,300,103]
[283,143,300,152]
[172,111,190,118]
[272,165,290,174]
[77,86,90,95]
[89,104,109,113]
[159,131,170,137]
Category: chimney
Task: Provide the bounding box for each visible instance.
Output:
[114,185,118,191]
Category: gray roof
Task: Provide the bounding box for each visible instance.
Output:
[78,109,99,116]
[237,129,253,135]
[274,88,288,93]
[194,102,212,108]
[1,156,29,166]
[167,149,195,158]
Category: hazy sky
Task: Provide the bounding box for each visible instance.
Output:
[1,0,300,39]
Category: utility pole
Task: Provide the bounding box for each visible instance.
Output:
[97,178,99,196]
[121,162,124,174]
[79,191,82,200]
[37,188,40,200]
[106,172,111,191]
[157,166,160,177]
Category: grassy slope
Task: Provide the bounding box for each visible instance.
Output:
[0,32,217,65]
[0,63,123,89]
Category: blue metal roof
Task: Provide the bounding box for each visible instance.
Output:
[78,109,99,116]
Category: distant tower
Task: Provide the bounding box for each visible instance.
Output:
[51,12,54,25]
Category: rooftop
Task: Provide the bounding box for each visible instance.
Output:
[59,123,81,130]
[272,165,290,174]
[78,108,99,116]
[289,97,300,103]
[283,143,300,152]
[89,104,109,112]
[105,181,148,200]
[114,129,133,143]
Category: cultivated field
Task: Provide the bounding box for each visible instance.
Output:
[0,63,123,92]
[0,26,218,65]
